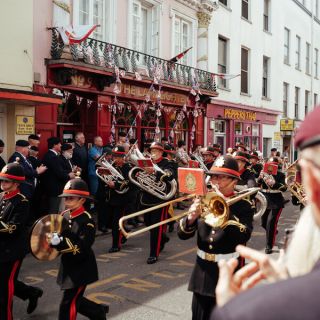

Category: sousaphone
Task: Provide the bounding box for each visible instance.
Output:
[30,214,68,261]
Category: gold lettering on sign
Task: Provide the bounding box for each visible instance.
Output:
[224,109,256,121]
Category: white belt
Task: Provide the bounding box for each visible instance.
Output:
[261,189,281,193]
[197,249,239,262]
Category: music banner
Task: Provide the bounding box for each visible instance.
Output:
[263,163,278,175]
[178,168,206,195]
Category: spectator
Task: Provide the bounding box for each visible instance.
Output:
[72,132,88,181]
[161,137,168,145]
[28,146,41,169]
[28,134,40,148]
[270,147,277,158]
[176,140,189,168]
[117,131,130,152]
[59,143,75,176]
[0,139,5,171]
[88,136,103,195]
[226,147,233,156]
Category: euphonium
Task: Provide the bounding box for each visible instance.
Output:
[285,160,306,206]
[95,155,129,194]
[126,146,177,200]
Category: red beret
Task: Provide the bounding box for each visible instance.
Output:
[295,106,320,150]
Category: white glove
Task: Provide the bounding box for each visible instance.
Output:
[50,232,63,246]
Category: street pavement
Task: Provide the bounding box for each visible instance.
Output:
[14,194,300,320]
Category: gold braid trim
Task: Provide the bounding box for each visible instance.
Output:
[179,218,196,234]
[87,223,95,228]
[0,221,16,233]
[59,238,80,255]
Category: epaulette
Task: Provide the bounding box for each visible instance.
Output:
[18,193,28,201]
[84,211,92,219]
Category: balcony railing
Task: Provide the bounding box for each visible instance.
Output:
[50,29,217,93]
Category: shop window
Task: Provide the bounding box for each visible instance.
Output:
[234,137,243,146]
[215,120,226,133]
[169,111,188,146]
[58,94,81,124]
[245,124,251,134]
[252,124,259,136]
[244,136,251,149]
[252,136,259,151]
[235,122,242,135]
[115,104,137,139]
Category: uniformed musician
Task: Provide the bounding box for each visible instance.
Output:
[234,151,256,188]
[258,157,287,254]
[0,163,43,319]
[202,146,219,171]
[105,146,132,253]
[140,142,175,264]
[177,155,254,320]
[250,151,263,178]
[48,178,108,320]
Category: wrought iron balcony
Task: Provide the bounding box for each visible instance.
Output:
[49,29,217,94]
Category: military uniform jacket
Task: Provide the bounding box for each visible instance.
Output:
[0,156,6,171]
[238,168,257,188]
[55,207,98,289]
[258,171,287,209]
[104,162,133,206]
[177,198,254,297]
[0,190,29,262]
[205,161,215,171]
[251,163,263,178]
[140,157,175,206]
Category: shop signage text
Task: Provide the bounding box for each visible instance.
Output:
[280,119,294,131]
[224,109,257,121]
[16,116,34,135]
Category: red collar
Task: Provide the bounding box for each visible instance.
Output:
[239,168,246,175]
[153,157,163,164]
[224,191,235,198]
[70,206,85,219]
[3,189,20,200]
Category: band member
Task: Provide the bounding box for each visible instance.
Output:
[105,146,132,253]
[258,157,287,254]
[49,178,108,320]
[202,146,218,170]
[235,142,247,152]
[140,142,175,264]
[234,151,256,187]
[250,151,263,178]
[0,163,43,319]
[0,139,5,171]
[177,155,255,320]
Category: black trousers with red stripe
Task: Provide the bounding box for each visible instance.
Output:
[109,205,125,249]
[59,286,104,320]
[0,259,21,320]
[144,205,168,258]
[261,208,283,248]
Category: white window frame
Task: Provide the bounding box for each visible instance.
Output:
[262,56,270,98]
[283,82,289,117]
[242,0,250,20]
[306,42,311,75]
[295,86,300,119]
[284,28,290,65]
[305,90,310,115]
[127,0,161,56]
[315,48,319,78]
[241,46,250,94]
[73,0,116,43]
[295,35,301,70]
[171,10,197,67]
[218,36,229,89]
[263,0,270,31]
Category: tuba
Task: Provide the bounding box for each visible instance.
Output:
[285,160,306,206]
[126,145,177,200]
[95,155,129,194]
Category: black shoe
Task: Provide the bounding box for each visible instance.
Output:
[27,287,43,314]
[147,256,158,264]
[121,237,127,244]
[265,247,273,254]
[108,247,120,253]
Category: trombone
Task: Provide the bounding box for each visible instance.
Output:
[119,187,260,238]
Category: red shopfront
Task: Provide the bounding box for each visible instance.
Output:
[206,100,280,153]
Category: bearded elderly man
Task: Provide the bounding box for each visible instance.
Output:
[211,106,320,320]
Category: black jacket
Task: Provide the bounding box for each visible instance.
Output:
[0,191,29,262]
[139,157,176,206]
[8,152,36,199]
[72,143,88,176]
[0,156,5,171]
[211,260,320,320]
[251,163,263,178]
[59,155,74,176]
[177,198,254,297]
[55,208,98,289]
[41,150,70,196]
[238,168,257,188]
[27,155,41,170]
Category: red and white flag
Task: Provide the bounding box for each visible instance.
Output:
[214,73,240,80]
[170,47,192,63]
[57,25,98,45]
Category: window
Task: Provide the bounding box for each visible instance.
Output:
[262,56,270,98]
[174,16,193,65]
[315,48,319,78]
[305,90,310,115]
[316,0,319,18]
[263,0,270,31]
[242,0,249,20]
[306,42,311,74]
[283,82,289,117]
[314,93,318,106]
[218,36,228,88]
[219,0,228,5]
[131,1,159,56]
[295,87,300,119]
[295,36,301,69]
[241,47,249,94]
[284,28,290,64]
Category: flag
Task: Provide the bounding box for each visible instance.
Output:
[214,73,240,80]
[57,25,98,45]
[170,47,193,63]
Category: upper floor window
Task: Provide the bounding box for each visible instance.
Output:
[314,93,318,107]
[242,0,249,20]
[241,47,249,94]
[316,0,319,18]
[219,0,228,6]
[284,28,290,65]
[262,56,270,98]
[305,90,310,115]
[315,48,319,78]
[131,1,160,56]
[174,15,193,65]
[263,0,270,31]
[283,82,289,117]
[295,35,301,70]
[295,86,300,119]
[306,42,311,75]
[218,36,228,88]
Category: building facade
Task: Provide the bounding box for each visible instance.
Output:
[207,0,320,159]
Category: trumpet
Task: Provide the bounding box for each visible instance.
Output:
[119,187,260,238]
[95,155,129,194]
[260,171,276,187]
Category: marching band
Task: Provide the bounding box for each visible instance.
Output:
[0,136,302,320]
